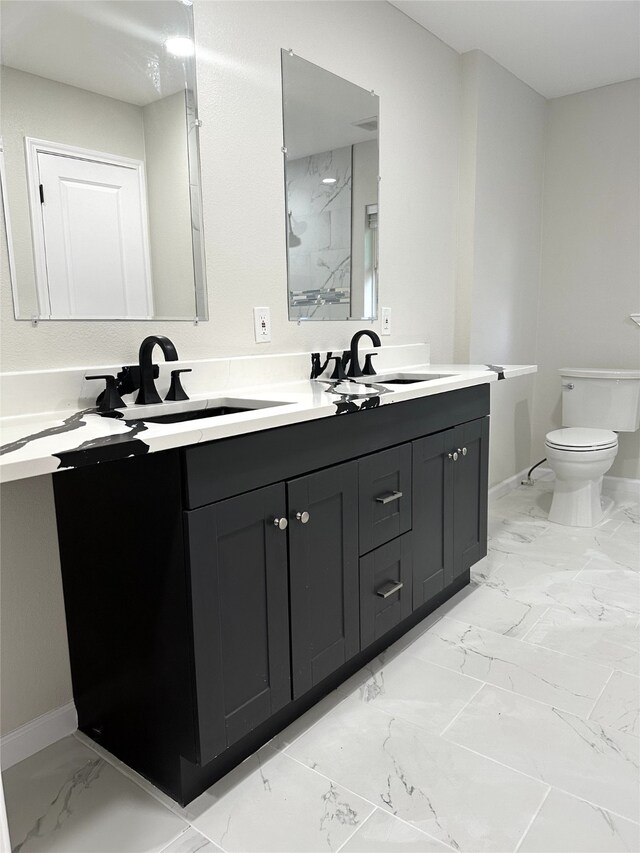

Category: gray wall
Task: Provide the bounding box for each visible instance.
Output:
[455,51,546,487]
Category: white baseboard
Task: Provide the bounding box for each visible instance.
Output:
[488,467,532,501]
[0,702,77,770]
[602,474,640,500]
[489,466,640,504]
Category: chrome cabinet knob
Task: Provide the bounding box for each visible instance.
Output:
[273,517,288,530]
[458,447,468,456]
[295,511,310,524]
[448,451,459,461]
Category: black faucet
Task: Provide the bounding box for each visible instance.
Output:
[347,329,382,378]
[136,335,179,404]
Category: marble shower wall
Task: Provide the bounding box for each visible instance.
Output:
[286,146,352,320]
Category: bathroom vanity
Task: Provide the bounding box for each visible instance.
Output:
[46,382,487,804]
[0,355,538,805]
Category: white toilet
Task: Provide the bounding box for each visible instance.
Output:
[545,368,640,527]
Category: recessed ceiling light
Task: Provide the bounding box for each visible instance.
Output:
[322,178,337,185]
[164,37,195,57]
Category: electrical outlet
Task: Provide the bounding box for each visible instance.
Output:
[381,307,391,336]
[253,307,271,343]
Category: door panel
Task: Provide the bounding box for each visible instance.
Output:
[358,443,412,554]
[288,461,359,698]
[37,151,152,318]
[412,429,455,607]
[453,418,489,576]
[185,484,291,765]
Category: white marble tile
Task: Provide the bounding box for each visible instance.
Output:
[576,561,640,597]
[442,582,548,638]
[473,552,581,587]
[586,525,640,572]
[609,499,640,526]
[524,604,640,676]
[160,828,221,853]
[3,736,186,852]
[518,788,640,853]
[409,617,612,716]
[590,671,640,738]
[184,745,374,853]
[444,686,640,821]
[488,517,549,545]
[269,689,348,751]
[488,526,612,572]
[286,699,546,852]
[333,650,482,734]
[475,556,639,616]
[340,809,454,853]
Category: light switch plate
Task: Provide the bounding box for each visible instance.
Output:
[381,307,391,335]
[253,307,271,343]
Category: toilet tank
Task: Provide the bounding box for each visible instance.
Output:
[560,368,640,432]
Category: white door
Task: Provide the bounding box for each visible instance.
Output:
[36,149,153,318]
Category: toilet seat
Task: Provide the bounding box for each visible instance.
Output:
[545,427,618,452]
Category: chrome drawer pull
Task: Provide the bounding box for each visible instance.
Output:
[376,580,403,598]
[375,490,403,504]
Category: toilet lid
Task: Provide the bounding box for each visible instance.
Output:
[545,427,618,451]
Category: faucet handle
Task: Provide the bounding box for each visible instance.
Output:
[328,356,348,381]
[86,375,126,413]
[165,369,192,402]
[362,353,379,376]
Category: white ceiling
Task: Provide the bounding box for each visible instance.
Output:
[0,1,192,106]
[390,1,640,98]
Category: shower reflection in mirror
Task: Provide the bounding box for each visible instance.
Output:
[281,50,379,322]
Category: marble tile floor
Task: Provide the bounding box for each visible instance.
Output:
[3,475,639,852]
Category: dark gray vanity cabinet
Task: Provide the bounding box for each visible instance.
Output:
[185,484,292,765]
[288,462,359,697]
[54,384,490,807]
[412,417,489,605]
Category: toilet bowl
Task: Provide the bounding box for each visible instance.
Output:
[545,428,618,527]
[544,368,640,528]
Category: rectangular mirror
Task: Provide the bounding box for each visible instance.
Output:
[281,50,379,322]
[0,0,207,321]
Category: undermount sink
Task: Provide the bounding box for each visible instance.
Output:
[359,372,458,385]
[124,397,287,425]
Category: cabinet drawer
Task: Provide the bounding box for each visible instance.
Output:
[360,534,413,649]
[358,443,411,554]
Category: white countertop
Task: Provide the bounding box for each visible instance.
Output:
[0,362,536,483]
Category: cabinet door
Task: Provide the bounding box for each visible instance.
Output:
[185,484,291,765]
[412,429,455,607]
[288,461,359,698]
[453,418,489,577]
